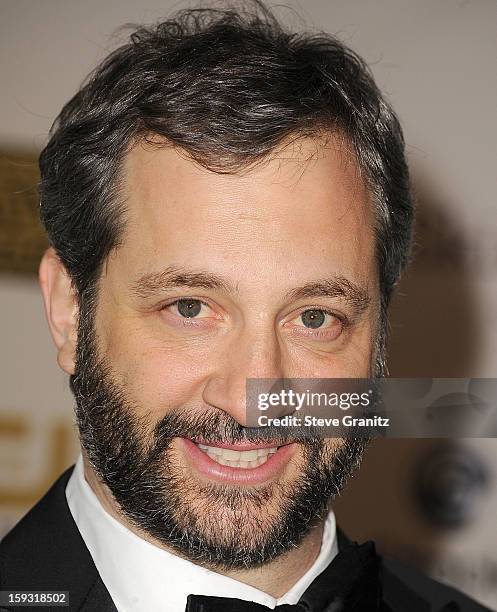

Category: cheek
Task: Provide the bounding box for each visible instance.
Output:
[324,438,345,455]
[285,324,377,378]
[337,328,377,376]
[99,319,217,417]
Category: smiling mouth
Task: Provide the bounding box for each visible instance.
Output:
[182,438,296,483]
[195,442,279,468]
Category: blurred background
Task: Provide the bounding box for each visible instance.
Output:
[0,0,496,608]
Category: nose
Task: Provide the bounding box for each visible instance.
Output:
[202,325,285,427]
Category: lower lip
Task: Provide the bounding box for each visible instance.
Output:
[179,438,297,485]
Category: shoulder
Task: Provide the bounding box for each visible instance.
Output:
[337,529,490,611]
[381,555,492,612]
[0,466,94,592]
[0,467,117,610]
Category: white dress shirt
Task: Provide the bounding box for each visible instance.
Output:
[66,453,338,612]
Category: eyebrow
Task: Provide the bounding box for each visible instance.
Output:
[284,277,371,315]
[131,266,370,314]
[131,266,238,299]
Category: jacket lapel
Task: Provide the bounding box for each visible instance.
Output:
[0,466,117,611]
[78,575,118,611]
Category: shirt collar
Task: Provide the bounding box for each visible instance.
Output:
[66,453,338,612]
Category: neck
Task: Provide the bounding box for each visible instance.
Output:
[82,453,326,598]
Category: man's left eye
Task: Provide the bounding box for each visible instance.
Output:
[168,299,212,318]
[297,309,335,329]
[286,308,344,341]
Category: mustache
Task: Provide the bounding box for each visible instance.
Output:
[152,407,322,448]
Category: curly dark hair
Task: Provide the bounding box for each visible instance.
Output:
[39,1,413,323]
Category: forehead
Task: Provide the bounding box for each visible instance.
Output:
[113,135,376,292]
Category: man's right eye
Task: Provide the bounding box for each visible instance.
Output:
[166,298,212,319]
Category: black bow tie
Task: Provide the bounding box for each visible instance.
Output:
[185,540,381,612]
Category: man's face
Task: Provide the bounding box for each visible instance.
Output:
[71,135,379,569]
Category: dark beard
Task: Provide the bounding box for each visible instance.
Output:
[70,300,368,570]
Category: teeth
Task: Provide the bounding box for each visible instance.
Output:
[197,443,278,468]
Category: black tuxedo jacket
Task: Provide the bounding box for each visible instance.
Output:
[0,467,491,612]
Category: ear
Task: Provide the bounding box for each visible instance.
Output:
[39,248,79,375]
